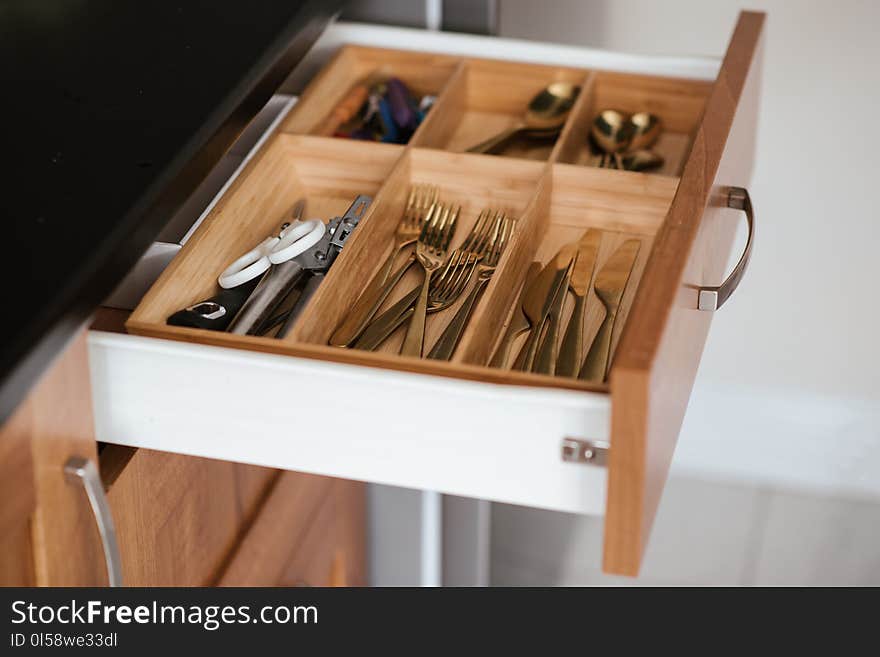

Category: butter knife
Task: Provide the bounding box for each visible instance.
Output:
[533,243,577,375]
[512,248,575,372]
[489,261,541,369]
[556,229,602,377]
[579,239,641,382]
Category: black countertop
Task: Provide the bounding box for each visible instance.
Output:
[1,1,342,420]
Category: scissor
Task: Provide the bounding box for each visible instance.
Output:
[166,199,324,331]
[228,195,372,337]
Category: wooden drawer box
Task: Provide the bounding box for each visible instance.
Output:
[90,12,764,576]
[219,472,365,587]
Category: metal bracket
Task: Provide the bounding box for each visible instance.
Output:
[561,438,609,466]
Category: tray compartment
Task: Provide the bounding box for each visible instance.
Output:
[281,45,461,140]
[555,72,712,176]
[411,58,591,161]
[289,148,545,359]
[460,164,678,377]
[128,135,402,330]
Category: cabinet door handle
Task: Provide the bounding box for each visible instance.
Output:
[697,186,755,311]
[64,457,123,587]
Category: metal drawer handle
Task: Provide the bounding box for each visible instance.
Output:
[697,186,755,311]
[64,457,123,587]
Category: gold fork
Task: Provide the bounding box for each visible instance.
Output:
[329,184,437,347]
[428,211,514,360]
[352,210,496,352]
[400,202,460,357]
[351,252,474,351]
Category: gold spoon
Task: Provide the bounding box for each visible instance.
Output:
[590,109,633,167]
[590,109,633,169]
[466,82,580,155]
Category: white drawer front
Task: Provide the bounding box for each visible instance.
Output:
[88,331,609,515]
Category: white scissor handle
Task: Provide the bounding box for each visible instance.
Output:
[268,219,324,264]
[218,219,324,289]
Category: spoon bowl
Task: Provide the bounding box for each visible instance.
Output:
[627,112,662,151]
[590,109,630,151]
[590,109,634,167]
[525,82,580,129]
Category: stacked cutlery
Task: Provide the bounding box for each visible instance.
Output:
[494,230,640,382]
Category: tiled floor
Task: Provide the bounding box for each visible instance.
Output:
[753,491,880,585]
[491,475,880,586]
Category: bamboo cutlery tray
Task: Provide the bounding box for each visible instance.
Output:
[127,45,711,394]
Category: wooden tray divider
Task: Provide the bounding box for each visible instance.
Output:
[281,46,359,134]
[548,71,598,164]
[285,149,414,344]
[452,164,552,366]
[407,61,468,149]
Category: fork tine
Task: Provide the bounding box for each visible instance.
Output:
[460,209,489,253]
[439,205,460,252]
[451,254,477,296]
[421,185,436,215]
[430,204,451,250]
[409,185,425,225]
[437,251,465,294]
[493,210,506,245]
[444,251,471,295]
[445,254,478,302]
[495,216,514,264]
[475,209,500,255]
[435,248,457,286]
[490,216,505,265]
[459,254,480,290]
[422,202,436,246]
[419,201,438,241]
[433,249,462,295]
[433,253,461,301]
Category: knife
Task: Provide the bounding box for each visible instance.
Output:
[489,261,541,369]
[579,239,641,382]
[532,243,578,375]
[556,229,602,377]
[512,247,575,372]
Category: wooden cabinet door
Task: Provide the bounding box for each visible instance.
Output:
[0,332,107,586]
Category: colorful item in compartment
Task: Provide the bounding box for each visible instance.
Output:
[332,77,431,144]
[377,97,399,143]
[386,78,417,130]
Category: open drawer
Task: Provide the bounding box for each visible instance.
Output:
[89,12,764,576]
